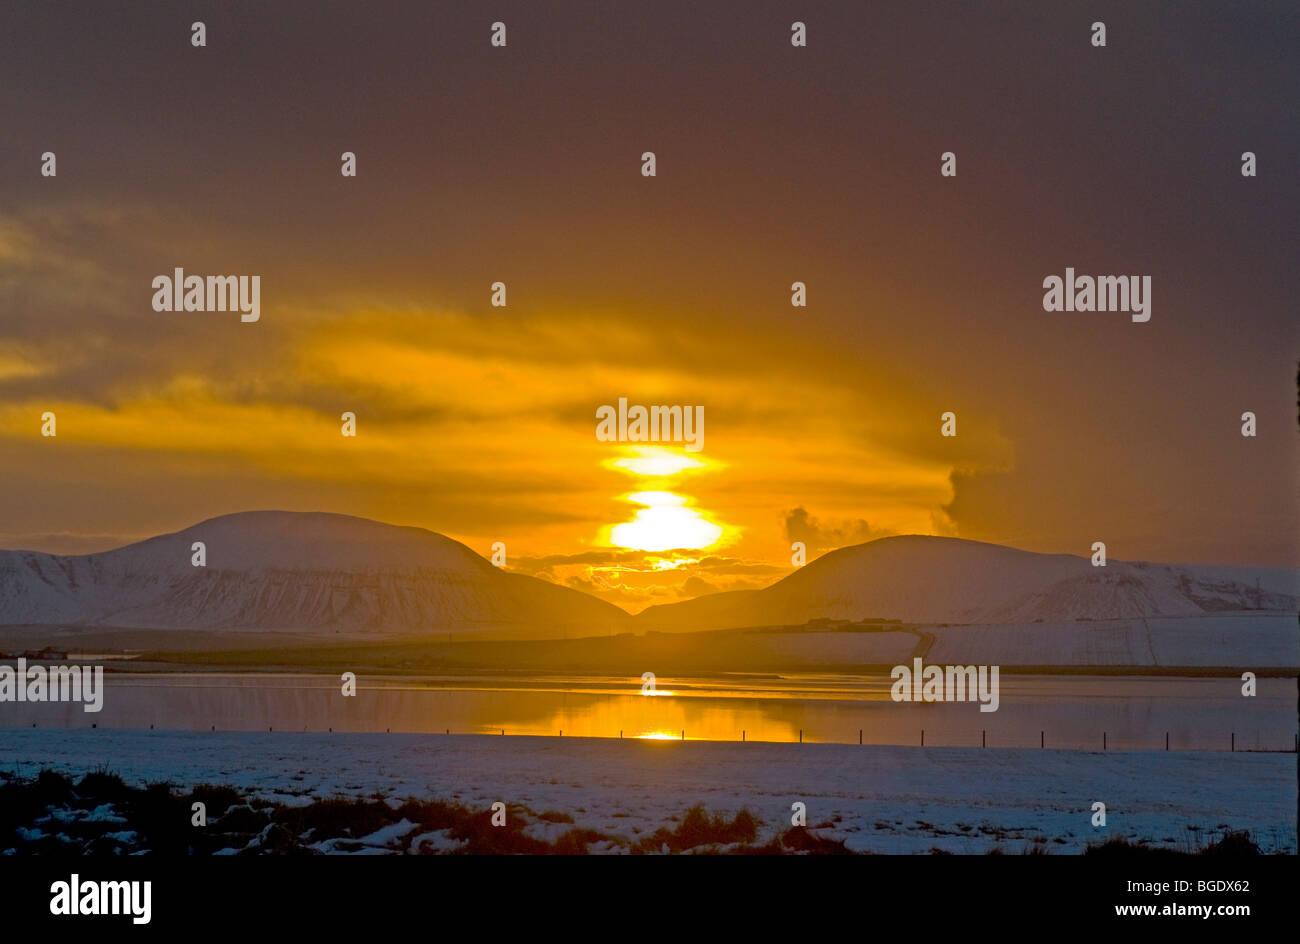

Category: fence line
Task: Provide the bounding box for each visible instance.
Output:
[21,723,1299,752]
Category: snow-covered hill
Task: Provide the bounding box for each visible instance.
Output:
[0,511,629,638]
[635,535,1299,632]
[3,519,1294,640]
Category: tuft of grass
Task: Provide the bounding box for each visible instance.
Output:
[74,769,130,804]
[636,805,760,853]
[551,828,618,854]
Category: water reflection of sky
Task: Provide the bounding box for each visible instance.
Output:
[3,673,1293,751]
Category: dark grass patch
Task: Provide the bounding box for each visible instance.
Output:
[782,827,855,854]
[392,799,464,833]
[274,798,395,842]
[721,837,785,855]
[74,769,131,805]
[188,784,242,820]
[1084,830,1261,859]
[635,805,759,853]
[1,769,1180,855]
[0,771,75,843]
[445,804,551,854]
[36,769,76,801]
[126,781,191,853]
[550,828,619,854]
[214,804,270,834]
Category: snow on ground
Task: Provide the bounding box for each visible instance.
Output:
[0,729,1292,854]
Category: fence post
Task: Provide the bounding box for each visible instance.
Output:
[1040,730,1044,749]
[1103,731,1106,750]
[1165,732,1169,751]
[982,729,986,748]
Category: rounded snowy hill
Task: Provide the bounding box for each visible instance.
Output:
[635,535,1300,631]
[0,511,629,638]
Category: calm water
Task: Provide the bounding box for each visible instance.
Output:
[2,672,1295,751]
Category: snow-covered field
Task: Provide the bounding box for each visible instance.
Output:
[1,729,1292,854]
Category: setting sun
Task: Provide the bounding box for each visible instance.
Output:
[610,491,725,552]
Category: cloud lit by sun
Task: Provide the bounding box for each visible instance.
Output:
[605,447,709,477]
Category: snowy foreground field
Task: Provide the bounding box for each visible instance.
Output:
[1,729,1294,854]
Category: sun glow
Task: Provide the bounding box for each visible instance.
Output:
[649,556,697,571]
[610,491,724,552]
[606,447,709,477]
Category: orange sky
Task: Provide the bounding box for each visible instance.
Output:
[1,2,1296,612]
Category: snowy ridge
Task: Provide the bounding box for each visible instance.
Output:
[0,511,628,637]
[1,516,1295,638]
[636,535,1299,632]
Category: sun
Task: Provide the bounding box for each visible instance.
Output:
[610,491,724,552]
